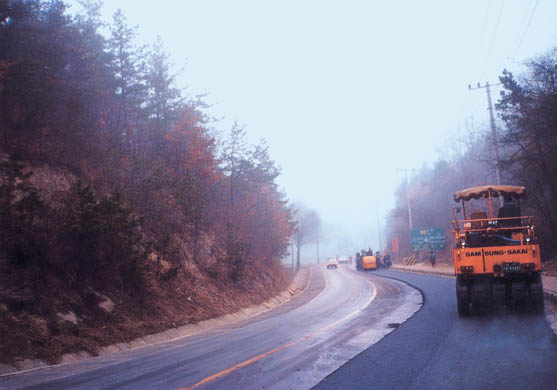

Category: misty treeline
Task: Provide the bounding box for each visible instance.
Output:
[386,48,557,261]
[0,0,296,304]
[292,204,323,270]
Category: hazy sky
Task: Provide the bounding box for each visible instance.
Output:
[69,0,557,256]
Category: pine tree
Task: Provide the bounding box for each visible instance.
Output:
[0,154,47,267]
[145,36,184,138]
[107,9,147,146]
[71,183,150,293]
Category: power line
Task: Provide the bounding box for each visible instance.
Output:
[490,0,505,52]
[483,0,506,78]
[480,0,494,49]
[515,0,535,46]
[511,0,540,64]
[478,0,493,80]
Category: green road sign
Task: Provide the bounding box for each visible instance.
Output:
[411,228,445,250]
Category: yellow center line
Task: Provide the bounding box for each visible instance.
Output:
[178,275,377,390]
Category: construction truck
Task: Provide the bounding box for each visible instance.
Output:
[362,255,377,271]
[452,185,544,316]
[356,249,377,271]
[356,252,363,271]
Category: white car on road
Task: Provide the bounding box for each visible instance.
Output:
[327,259,339,269]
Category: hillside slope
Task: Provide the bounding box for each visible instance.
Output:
[0,1,294,367]
[0,158,292,366]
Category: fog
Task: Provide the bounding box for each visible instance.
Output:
[69,0,557,261]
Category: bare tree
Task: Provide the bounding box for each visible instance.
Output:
[310,211,323,264]
[315,223,324,264]
[293,204,322,271]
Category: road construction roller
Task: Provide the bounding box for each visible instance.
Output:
[362,255,377,271]
[452,185,544,316]
[356,249,377,271]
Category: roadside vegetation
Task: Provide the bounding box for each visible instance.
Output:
[386,48,557,265]
[0,0,295,364]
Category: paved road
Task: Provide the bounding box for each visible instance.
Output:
[0,266,420,390]
[315,269,557,390]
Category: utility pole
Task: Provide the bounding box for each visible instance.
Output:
[397,167,414,255]
[376,209,383,252]
[403,169,413,230]
[468,81,502,187]
[316,241,320,265]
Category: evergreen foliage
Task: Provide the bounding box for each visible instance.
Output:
[69,183,149,292]
[0,154,46,268]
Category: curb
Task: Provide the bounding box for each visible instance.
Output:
[391,265,454,278]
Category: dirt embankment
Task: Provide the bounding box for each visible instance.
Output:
[0,261,294,371]
[0,161,295,370]
[542,258,557,277]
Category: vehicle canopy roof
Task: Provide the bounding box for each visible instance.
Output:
[453,185,526,202]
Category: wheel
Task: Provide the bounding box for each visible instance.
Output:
[456,276,471,317]
[457,294,471,317]
[529,278,545,314]
[533,298,545,314]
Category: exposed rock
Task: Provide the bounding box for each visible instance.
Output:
[94,292,115,313]
[57,311,78,324]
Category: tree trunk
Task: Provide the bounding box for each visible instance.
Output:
[316,241,320,264]
[296,244,301,271]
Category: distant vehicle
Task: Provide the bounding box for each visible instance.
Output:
[452,185,543,316]
[381,254,392,269]
[327,259,338,269]
[338,258,350,265]
[356,249,376,271]
[356,252,363,270]
[362,255,377,271]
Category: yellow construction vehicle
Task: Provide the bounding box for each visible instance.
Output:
[362,255,377,271]
[452,185,543,316]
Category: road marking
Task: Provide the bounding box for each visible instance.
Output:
[178,273,377,390]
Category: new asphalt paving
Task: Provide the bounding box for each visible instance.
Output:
[314,269,557,390]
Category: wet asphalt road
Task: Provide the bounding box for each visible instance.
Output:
[0,266,420,390]
[314,269,557,390]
